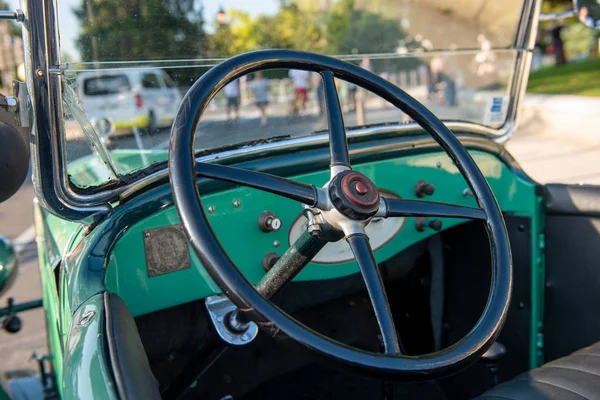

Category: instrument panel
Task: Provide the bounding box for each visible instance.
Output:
[106,150,536,317]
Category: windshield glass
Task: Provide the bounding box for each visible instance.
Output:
[57,0,523,189]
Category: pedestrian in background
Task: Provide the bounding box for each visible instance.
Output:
[224,79,240,123]
[289,69,310,114]
[251,71,270,127]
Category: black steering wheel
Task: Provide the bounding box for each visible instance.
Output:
[169,49,512,379]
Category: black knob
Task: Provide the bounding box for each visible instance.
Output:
[416,217,443,232]
[415,180,435,197]
[429,220,443,231]
[3,315,21,333]
[262,252,280,271]
[258,211,282,232]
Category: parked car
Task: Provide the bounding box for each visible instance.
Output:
[77,69,182,136]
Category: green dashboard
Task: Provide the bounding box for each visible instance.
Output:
[104,150,538,317]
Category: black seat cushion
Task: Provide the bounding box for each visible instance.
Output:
[477,341,600,399]
[104,292,161,400]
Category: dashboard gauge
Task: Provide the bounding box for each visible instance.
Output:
[288,189,405,264]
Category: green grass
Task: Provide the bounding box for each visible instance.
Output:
[527,59,600,96]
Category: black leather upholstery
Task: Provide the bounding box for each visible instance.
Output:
[545,183,600,217]
[477,341,600,399]
[104,292,161,400]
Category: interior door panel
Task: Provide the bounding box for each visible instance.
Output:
[544,183,600,361]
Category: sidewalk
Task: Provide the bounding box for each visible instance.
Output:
[523,94,600,117]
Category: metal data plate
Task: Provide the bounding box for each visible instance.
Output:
[143,225,191,277]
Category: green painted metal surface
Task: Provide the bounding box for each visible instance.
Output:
[61,294,117,400]
[33,204,65,396]
[0,385,9,400]
[106,150,539,317]
[33,203,84,398]
[0,236,17,297]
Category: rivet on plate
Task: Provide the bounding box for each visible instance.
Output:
[35,69,44,77]
[232,199,241,208]
[241,334,249,342]
[273,240,280,247]
[436,161,442,168]
[208,206,215,213]
[217,315,223,322]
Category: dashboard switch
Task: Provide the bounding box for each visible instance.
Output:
[416,217,442,232]
[415,180,435,197]
[258,211,282,232]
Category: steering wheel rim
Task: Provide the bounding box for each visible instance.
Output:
[169,49,512,379]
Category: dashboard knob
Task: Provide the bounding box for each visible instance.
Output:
[416,217,443,232]
[415,180,435,197]
[262,252,280,271]
[258,211,282,232]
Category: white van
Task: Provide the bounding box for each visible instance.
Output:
[77,68,182,136]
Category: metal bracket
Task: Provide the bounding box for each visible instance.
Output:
[0,9,24,22]
[205,295,258,346]
[0,81,30,129]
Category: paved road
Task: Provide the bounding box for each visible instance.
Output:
[1,99,599,385]
[64,95,483,161]
[0,174,46,380]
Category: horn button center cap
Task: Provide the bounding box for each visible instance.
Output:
[328,171,380,220]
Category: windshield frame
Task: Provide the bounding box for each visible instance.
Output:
[23,0,539,222]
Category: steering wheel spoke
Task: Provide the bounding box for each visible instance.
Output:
[347,233,401,355]
[196,162,318,206]
[321,71,350,173]
[378,197,486,220]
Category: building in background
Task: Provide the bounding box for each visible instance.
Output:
[0,20,23,89]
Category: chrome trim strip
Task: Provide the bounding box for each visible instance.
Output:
[539,10,575,21]
[119,121,502,201]
[494,0,539,144]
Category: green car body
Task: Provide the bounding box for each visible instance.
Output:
[30,135,544,398]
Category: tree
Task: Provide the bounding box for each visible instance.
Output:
[208,4,323,58]
[324,0,417,72]
[74,0,207,62]
[325,0,407,54]
[540,0,574,65]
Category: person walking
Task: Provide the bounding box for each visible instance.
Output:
[288,69,310,114]
[251,71,270,126]
[223,79,240,123]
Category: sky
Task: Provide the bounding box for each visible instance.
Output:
[6,0,279,61]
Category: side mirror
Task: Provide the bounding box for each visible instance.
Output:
[0,236,18,298]
[0,120,29,203]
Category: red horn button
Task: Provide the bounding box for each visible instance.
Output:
[341,172,379,209]
[355,181,368,195]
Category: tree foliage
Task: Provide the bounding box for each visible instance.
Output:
[74,0,414,75]
[208,3,323,58]
[74,0,206,61]
[325,0,406,55]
